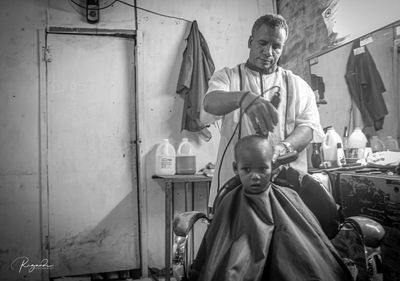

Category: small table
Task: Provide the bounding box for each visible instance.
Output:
[152,174,212,281]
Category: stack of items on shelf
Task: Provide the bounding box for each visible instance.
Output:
[155,138,197,176]
[310,126,399,171]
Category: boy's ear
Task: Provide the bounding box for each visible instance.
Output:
[232,161,238,174]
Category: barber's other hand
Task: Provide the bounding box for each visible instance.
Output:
[240,92,279,135]
[272,142,287,164]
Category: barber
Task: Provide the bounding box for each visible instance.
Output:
[201,14,324,207]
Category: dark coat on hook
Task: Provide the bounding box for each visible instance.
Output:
[345,40,388,131]
[176,20,215,141]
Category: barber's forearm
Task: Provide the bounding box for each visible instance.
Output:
[284,126,313,152]
[204,90,248,115]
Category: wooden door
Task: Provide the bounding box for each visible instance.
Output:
[45,32,140,277]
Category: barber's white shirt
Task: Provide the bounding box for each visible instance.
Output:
[201,64,324,207]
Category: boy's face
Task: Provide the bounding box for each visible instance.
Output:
[233,143,273,194]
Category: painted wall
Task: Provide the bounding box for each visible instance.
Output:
[136,0,274,269]
[0,1,47,281]
[0,0,273,280]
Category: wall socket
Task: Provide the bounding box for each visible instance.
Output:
[86,0,100,24]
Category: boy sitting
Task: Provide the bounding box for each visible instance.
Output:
[189,134,353,281]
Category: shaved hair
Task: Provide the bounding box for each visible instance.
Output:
[234,135,271,161]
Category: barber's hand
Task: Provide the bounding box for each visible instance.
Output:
[272,143,287,163]
[240,92,279,135]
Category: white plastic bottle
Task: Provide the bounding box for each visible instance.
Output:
[348,127,368,159]
[176,138,196,175]
[348,127,368,148]
[336,143,346,167]
[370,136,385,152]
[383,136,399,151]
[322,127,343,167]
[155,139,176,176]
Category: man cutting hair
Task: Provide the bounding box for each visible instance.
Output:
[201,13,324,207]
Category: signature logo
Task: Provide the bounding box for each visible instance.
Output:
[11,256,54,273]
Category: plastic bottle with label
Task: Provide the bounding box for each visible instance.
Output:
[383,136,399,151]
[176,138,196,175]
[155,139,176,176]
[322,127,343,167]
[363,142,372,159]
[336,143,346,167]
[370,136,385,153]
[347,127,368,159]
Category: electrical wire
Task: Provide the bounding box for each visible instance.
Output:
[216,85,281,191]
[116,0,192,22]
[69,0,192,23]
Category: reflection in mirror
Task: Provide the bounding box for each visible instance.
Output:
[321,0,400,50]
[308,21,400,145]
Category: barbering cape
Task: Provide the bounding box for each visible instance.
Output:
[190,181,353,281]
[176,20,215,140]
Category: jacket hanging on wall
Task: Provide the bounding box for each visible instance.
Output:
[176,20,215,141]
[345,40,388,131]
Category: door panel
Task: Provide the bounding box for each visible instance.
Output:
[46,33,139,277]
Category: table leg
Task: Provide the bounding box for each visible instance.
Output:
[184,182,189,268]
[165,181,172,281]
[191,182,195,263]
[185,182,189,212]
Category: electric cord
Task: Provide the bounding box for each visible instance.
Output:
[216,85,281,191]
[69,0,193,23]
[116,0,192,22]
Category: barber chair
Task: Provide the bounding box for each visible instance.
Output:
[172,164,386,281]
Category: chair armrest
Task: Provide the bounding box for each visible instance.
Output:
[173,211,210,237]
[172,211,210,281]
[343,216,385,248]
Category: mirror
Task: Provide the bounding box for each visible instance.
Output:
[321,0,400,51]
[308,20,400,144]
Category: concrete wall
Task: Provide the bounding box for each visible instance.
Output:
[0,1,47,281]
[136,0,274,269]
[0,0,273,280]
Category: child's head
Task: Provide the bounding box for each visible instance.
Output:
[233,135,273,194]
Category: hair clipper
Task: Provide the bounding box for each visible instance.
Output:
[260,91,280,137]
[271,91,281,108]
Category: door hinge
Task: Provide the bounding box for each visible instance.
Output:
[44,235,50,250]
[42,46,52,62]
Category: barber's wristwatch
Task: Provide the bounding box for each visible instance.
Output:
[280,141,294,153]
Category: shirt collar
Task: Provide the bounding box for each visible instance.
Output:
[245,60,279,75]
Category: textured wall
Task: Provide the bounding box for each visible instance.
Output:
[0,0,275,279]
[277,0,331,82]
[0,1,46,281]
[136,0,274,268]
